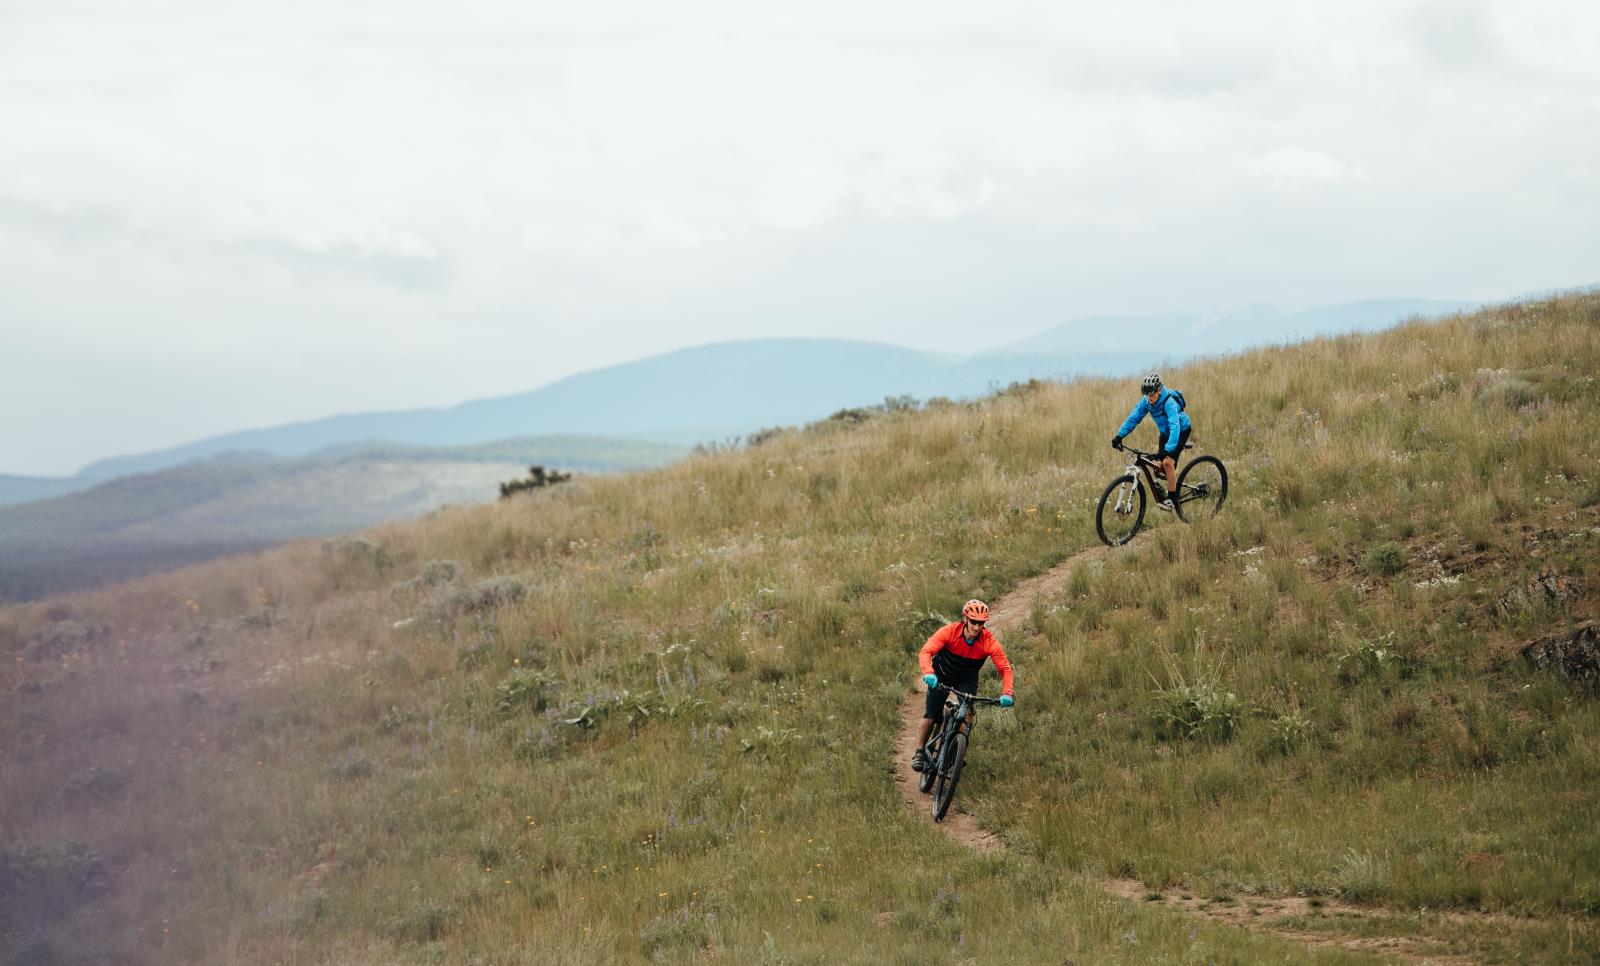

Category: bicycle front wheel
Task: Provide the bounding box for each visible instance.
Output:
[932,732,968,822]
[1175,456,1228,522]
[1095,474,1146,546]
[917,735,938,794]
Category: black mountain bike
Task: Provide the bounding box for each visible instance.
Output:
[1095,442,1228,546]
[916,687,1003,822]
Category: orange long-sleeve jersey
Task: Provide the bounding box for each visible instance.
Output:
[919,622,1014,696]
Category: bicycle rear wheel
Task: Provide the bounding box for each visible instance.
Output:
[1175,456,1228,522]
[932,732,968,822]
[1095,474,1146,546]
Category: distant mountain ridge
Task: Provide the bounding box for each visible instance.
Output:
[0,473,90,506]
[77,339,1168,480]
[995,298,1477,357]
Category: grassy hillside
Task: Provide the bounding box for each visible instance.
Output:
[0,436,686,603]
[2,294,1598,964]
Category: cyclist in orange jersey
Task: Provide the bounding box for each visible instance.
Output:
[912,599,1015,772]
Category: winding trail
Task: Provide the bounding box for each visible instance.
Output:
[891,543,1502,965]
[891,544,1116,851]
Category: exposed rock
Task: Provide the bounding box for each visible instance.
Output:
[1520,621,1600,688]
[1497,568,1581,616]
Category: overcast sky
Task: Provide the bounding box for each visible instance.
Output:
[2,0,1597,475]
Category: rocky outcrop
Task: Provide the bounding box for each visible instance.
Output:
[1498,568,1581,616]
[1520,621,1600,688]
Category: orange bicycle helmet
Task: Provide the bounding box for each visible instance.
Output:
[961,599,990,622]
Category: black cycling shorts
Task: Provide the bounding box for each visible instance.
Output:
[924,676,979,723]
[1156,426,1191,459]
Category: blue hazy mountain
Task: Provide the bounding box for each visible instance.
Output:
[34,298,1483,487]
[77,340,1167,480]
[995,298,1477,357]
[0,473,94,506]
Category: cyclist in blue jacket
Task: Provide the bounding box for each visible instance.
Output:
[1111,372,1190,512]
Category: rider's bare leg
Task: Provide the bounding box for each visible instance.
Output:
[1161,455,1178,496]
[917,718,934,748]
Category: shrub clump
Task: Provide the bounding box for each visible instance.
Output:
[1150,679,1245,742]
[1362,542,1406,577]
[321,536,393,575]
[1266,711,1315,756]
[1472,368,1540,409]
[1336,633,1415,685]
[419,559,462,586]
[390,558,465,597]
[745,426,789,447]
[499,465,572,500]
[444,576,528,614]
[1335,849,1391,902]
[23,617,111,662]
[495,669,557,715]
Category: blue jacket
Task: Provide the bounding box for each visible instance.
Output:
[1117,388,1191,454]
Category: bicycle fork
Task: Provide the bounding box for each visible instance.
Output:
[1115,469,1141,514]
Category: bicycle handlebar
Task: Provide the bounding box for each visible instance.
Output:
[939,686,1005,705]
[1120,442,1192,460]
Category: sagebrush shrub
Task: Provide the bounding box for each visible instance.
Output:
[1363,542,1405,577]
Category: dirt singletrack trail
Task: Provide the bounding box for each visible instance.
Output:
[892,543,1116,850]
[891,542,1503,964]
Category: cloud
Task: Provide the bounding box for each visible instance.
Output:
[1408,0,1503,71]
[0,194,448,289]
[2,0,1600,474]
[1239,148,1370,191]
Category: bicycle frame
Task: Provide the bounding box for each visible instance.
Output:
[1117,445,1191,506]
[928,688,1000,761]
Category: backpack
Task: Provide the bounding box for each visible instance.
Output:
[1168,388,1187,412]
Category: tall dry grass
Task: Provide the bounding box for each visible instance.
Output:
[2,293,1598,963]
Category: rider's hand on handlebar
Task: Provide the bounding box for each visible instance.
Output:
[999,694,1014,707]
[1111,435,1123,451]
[923,673,938,688]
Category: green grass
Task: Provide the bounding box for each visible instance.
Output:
[3,293,1599,963]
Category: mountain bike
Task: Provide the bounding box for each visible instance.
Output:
[1095,443,1228,546]
[916,687,1003,822]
